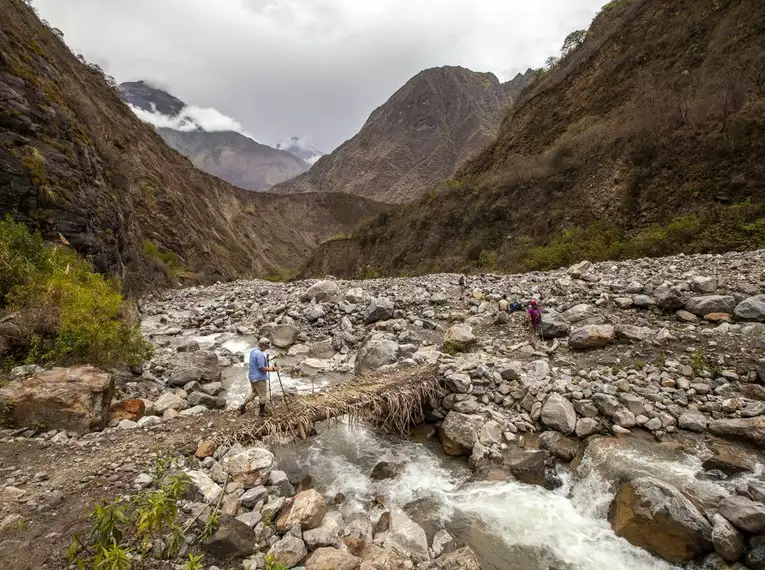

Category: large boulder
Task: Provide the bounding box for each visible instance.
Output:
[202,514,257,559]
[267,535,308,568]
[691,276,718,294]
[355,338,400,374]
[711,513,745,562]
[562,304,593,323]
[270,324,300,348]
[608,477,712,563]
[187,391,225,409]
[734,295,765,322]
[0,366,114,433]
[304,547,361,570]
[221,447,276,487]
[169,350,220,385]
[709,417,765,447]
[443,325,476,353]
[439,412,484,456]
[302,280,339,302]
[568,325,615,350]
[541,310,570,339]
[540,394,577,435]
[365,297,395,324]
[717,495,765,533]
[276,489,327,532]
[152,392,186,414]
[383,507,430,563]
[685,295,736,317]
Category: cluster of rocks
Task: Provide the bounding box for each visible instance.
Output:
[176,440,480,569]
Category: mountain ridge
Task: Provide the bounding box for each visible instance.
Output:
[271,65,534,204]
[303,0,765,278]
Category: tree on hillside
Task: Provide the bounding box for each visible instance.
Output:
[562,30,588,56]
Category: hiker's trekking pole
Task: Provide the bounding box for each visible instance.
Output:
[274,366,291,413]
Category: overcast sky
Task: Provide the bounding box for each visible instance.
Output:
[33,0,606,152]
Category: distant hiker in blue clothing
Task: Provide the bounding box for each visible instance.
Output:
[239,337,278,416]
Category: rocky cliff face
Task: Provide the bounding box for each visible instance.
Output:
[119,81,310,190]
[0,0,383,291]
[272,66,533,204]
[304,0,765,278]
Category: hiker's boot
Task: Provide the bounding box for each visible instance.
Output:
[258,403,269,417]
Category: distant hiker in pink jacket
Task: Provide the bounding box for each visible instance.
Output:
[527,299,542,341]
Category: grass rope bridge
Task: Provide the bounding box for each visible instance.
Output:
[218,364,442,446]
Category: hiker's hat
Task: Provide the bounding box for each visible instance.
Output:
[258,337,271,347]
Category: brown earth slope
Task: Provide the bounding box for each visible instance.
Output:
[303,0,765,278]
[0,0,383,292]
[271,66,533,204]
[120,81,310,191]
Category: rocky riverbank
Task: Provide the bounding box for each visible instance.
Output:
[2,249,765,568]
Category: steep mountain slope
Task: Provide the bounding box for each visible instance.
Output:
[272,66,533,204]
[155,129,309,191]
[119,81,309,190]
[0,0,383,292]
[304,0,765,278]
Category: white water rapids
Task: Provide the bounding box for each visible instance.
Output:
[270,422,765,570]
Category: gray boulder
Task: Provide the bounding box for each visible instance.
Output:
[540,394,576,435]
[187,391,225,409]
[541,310,570,339]
[169,350,220,385]
[365,297,395,323]
[709,417,765,447]
[267,535,307,568]
[301,280,339,302]
[711,513,745,562]
[445,373,471,394]
[439,412,483,456]
[609,477,712,563]
[202,514,257,559]
[685,295,736,316]
[718,495,765,533]
[734,295,765,322]
[355,337,400,374]
[691,276,718,294]
[270,324,300,348]
[678,410,708,433]
[568,325,615,349]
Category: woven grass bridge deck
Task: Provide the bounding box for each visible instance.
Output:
[221,364,442,445]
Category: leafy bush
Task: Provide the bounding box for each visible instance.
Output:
[0,217,152,368]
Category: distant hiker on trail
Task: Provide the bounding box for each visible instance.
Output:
[459,274,468,300]
[528,300,542,341]
[498,295,509,312]
[239,337,278,416]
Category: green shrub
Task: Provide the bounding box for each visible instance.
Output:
[0,217,152,368]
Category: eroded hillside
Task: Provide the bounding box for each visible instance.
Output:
[304,0,765,278]
[0,0,383,291]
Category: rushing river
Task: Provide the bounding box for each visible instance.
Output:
[270,422,700,570]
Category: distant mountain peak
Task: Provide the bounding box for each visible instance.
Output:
[276,136,324,165]
[118,81,309,190]
[270,65,515,203]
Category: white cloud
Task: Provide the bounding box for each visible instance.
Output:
[127,102,257,139]
[34,0,607,151]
